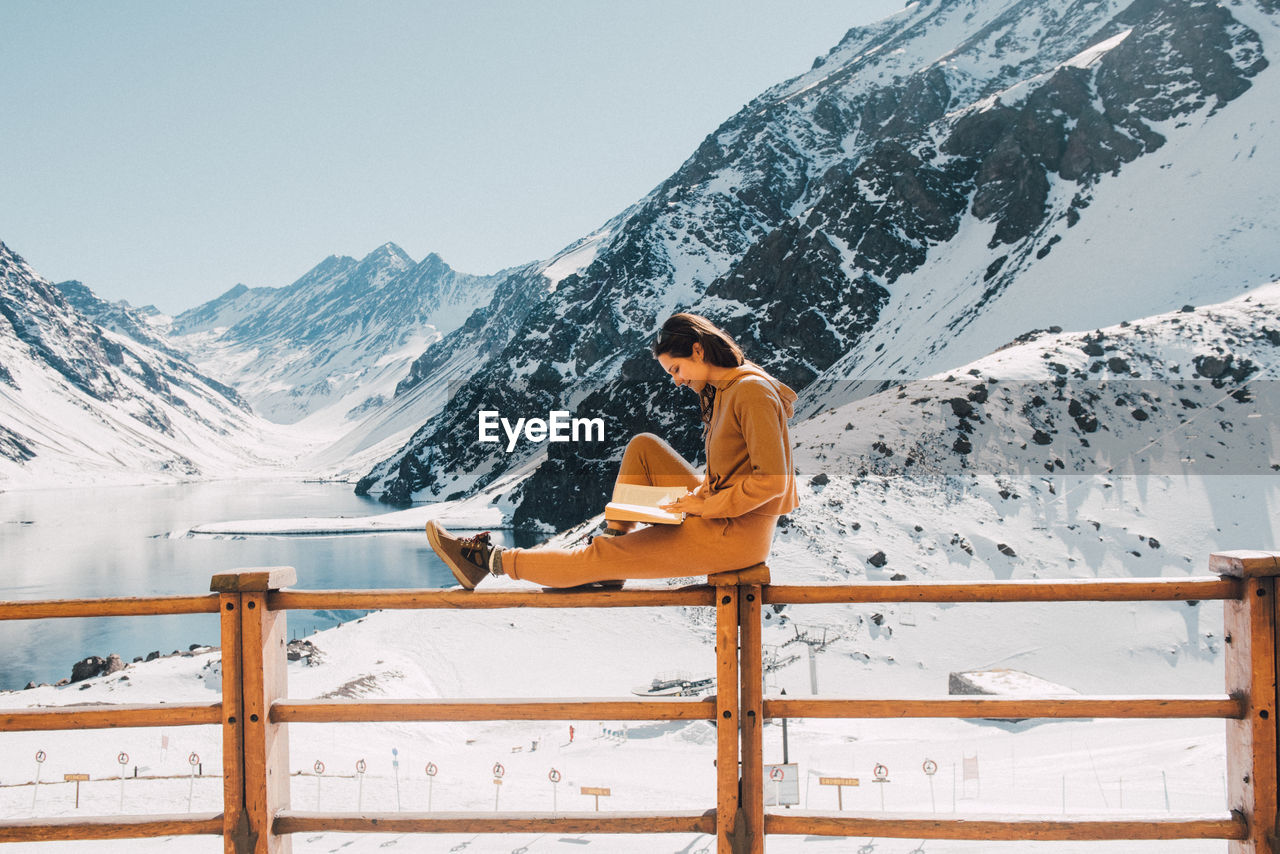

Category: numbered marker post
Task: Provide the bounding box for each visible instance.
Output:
[187,752,200,813]
[922,759,938,812]
[770,765,785,809]
[548,768,562,814]
[873,763,891,812]
[31,750,46,811]
[117,752,130,812]
[425,762,438,812]
[355,759,366,811]
[313,760,325,810]
[392,748,401,811]
[492,762,505,811]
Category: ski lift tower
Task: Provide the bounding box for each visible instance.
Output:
[782,624,840,695]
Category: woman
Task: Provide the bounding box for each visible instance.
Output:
[426,312,798,588]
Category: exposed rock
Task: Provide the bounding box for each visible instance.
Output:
[71,656,107,683]
[287,639,324,667]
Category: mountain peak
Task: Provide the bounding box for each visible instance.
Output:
[361,242,415,267]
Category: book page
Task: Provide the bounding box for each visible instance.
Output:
[604,502,684,525]
[610,483,690,508]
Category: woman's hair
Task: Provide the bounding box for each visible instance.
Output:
[651,312,745,426]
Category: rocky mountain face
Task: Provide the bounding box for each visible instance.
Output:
[0,242,268,483]
[792,283,1280,484]
[356,0,1277,531]
[170,243,507,428]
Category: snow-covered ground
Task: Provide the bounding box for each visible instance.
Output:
[3,462,1267,853]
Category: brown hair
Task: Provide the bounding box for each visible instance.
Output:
[651,312,745,426]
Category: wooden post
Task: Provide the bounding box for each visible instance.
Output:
[212,568,296,854]
[738,583,764,854]
[218,586,247,853]
[715,587,740,854]
[1213,551,1280,854]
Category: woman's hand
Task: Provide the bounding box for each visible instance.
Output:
[660,490,706,516]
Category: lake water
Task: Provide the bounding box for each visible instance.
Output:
[0,480,535,691]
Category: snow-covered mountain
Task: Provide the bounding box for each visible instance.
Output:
[796,282,1280,484]
[358,0,1280,531]
[0,243,288,486]
[169,243,509,436]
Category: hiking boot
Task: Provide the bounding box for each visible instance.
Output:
[426,521,499,590]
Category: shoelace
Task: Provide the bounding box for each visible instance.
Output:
[459,531,492,551]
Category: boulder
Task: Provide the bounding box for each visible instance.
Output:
[71,656,107,683]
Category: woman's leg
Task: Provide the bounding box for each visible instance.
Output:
[607,433,702,532]
[505,511,777,588]
[614,432,702,491]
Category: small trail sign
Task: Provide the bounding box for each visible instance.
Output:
[819,776,859,810]
[64,774,90,809]
[581,786,611,811]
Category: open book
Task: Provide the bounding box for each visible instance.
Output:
[604,484,691,526]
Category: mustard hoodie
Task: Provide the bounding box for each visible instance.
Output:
[696,363,800,519]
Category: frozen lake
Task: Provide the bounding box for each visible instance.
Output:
[0,480,532,691]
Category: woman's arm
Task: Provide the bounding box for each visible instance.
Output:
[696,380,790,519]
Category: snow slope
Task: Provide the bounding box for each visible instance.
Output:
[0,243,306,488]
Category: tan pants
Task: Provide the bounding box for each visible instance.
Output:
[505,433,779,588]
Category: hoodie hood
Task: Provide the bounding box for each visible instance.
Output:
[714,361,797,418]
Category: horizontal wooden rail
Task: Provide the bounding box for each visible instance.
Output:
[273,697,715,724]
[765,810,1248,841]
[274,810,717,835]
[0,595,220,621]
[269,586,716,611]
[0,813,224,843]
[767,695,1243,720]
[765,577,1241,605]
[0,702,222,732]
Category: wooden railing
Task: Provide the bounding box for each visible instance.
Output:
[0,550,1277,853]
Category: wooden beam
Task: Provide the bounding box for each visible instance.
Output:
[765,810,1247,840]
[739,583,764,854]
[0,813,223,842]
[1212,551,1280,579]
[715,588,739,854]
[1225,572,1279,854]
[269,587,715,611]
[273,810,716,835]
[0,595,219,621]
[765,696,1242,720]
[219,591,249,854]
[211,567,298,594]
[272,697,714,724]
[765,578,1241,605]
[240,591,291,854]
[0,703,221,732]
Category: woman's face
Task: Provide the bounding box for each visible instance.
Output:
[657,345,710,391]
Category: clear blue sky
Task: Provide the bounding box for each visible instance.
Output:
[1,1,904,313]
